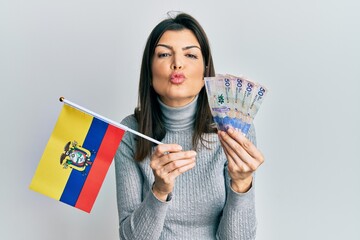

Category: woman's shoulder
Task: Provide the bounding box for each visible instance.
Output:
[120,114,138,130]
[117,114,138,153]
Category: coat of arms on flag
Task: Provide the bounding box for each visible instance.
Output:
[60,140,93,172]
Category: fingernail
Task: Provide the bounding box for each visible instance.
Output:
[227,128,234,134]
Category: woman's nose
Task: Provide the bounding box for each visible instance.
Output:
[171,55,183,70]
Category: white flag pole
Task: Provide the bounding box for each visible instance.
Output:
[59,97,163,145]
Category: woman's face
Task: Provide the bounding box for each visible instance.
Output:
[151,29,205,107]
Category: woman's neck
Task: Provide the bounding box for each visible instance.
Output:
[158,95,198,131]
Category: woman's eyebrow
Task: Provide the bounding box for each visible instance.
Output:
[156,44,201,50]
[156,44,172,49]
[183,45,201,50]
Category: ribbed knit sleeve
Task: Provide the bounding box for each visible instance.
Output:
[114,115,170,240]
[216,125,258,240]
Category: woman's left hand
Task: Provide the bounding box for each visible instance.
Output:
[218,127,264,193]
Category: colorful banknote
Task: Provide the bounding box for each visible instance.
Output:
[204,74,268,134]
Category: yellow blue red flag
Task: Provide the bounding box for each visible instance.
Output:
[29,103,125,213]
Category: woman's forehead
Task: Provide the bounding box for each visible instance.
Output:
[157,29,200,47]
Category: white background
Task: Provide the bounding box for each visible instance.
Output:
[1,0,359,239]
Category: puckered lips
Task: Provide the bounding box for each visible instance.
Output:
[170,72,185,84]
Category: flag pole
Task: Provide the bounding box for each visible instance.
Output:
[59,97,163,145]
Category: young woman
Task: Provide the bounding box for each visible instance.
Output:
[114,12,264,240]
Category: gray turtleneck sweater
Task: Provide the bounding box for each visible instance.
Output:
[114,96,257,240]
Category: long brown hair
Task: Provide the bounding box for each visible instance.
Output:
[134,12,216,161]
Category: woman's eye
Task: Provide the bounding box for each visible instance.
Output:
[157,53,171,58]
[186,54,198,59]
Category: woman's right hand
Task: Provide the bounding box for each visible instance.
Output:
[150,144,197,201]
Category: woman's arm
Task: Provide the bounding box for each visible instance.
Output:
[216,126,261,240]
[114,116,170,240]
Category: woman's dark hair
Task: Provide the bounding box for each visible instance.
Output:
[134,12,216,161]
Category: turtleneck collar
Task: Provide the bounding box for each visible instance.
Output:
[158,95,198,131]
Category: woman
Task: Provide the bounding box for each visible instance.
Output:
[114,12,264,240]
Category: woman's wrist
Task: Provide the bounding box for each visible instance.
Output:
[152,184,170,201]
[231,176,253,193]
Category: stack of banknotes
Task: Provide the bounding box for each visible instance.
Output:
[204,74,268,134]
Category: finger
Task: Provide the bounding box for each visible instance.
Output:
[225,128,264,163]
[167,161,196,181]
[153,144,183,158]
[219,130,264,167]
[163,150,197,161]
[220,137,251,172]
[219,130,253,164]
[158,151,196,175]
[162,158,196,174]
[159,150,196,165]
[221,144,240,172]
[151,144,183,168]
[151,150,197,171]
[154,159,196,186]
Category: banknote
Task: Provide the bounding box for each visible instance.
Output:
[204,74,267,134]
[204,75,230,131]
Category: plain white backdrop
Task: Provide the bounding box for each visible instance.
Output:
[1,0,359,239]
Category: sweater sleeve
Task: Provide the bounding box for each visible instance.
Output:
[114,116,170,240]
[216,125,258,240]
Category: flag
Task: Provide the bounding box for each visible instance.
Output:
[29,104,125,213]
